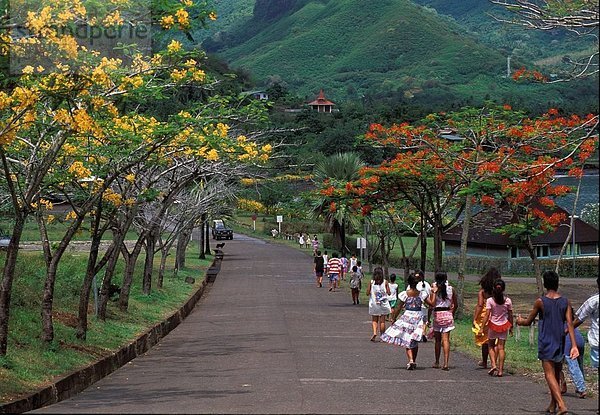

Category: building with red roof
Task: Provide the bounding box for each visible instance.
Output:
[307,89,335,113]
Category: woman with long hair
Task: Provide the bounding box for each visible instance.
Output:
[366,267,391,341]
[425,271,457,370]
[473,267,500,368]
[483,279,513,377]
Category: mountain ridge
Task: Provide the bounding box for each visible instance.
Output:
[200,0,598,112]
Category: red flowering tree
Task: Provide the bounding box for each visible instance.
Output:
[337,105,597,298]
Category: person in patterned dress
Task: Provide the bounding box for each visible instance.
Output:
[380,273,427,370]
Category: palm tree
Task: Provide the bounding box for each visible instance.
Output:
[312,152,365,256]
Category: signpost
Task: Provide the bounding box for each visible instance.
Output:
[277,215,283,235]
[357,237,366,262]
[252,214,257,232]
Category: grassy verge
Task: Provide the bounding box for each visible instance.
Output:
[0,242,211,402]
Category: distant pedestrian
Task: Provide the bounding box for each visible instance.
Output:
[473,267,500,369]
[312,235,319,254]
[350,254,357,274]
[349,265,362,305]
[387,274,399,321]
[516,270,579,415]
[340,255,348,281]
[314,250,324,288]
[327,252,341,292]
[381,273,427,370]
[304,234,310,249]
[573,277,599,369]
[425,271,457,370]
[366,267,391,341]
[322,251,329,276]
[482,279,513,377]
[298,234,305,249]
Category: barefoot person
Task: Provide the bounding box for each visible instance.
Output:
[482,279,513,377]
[425,271,457,370]
[473,267,499,369]
[516,270,579,415]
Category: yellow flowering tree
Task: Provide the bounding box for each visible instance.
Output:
[0,0,273,352]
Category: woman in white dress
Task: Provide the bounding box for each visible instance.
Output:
[366,267,391,341]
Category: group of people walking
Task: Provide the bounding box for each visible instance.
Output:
[311,246,598,415]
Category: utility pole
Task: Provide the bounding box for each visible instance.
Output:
[507,55,511,78]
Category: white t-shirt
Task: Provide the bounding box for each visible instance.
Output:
[388,283,399,302]
[576,293,599,348]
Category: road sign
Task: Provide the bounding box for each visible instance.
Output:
[276,215,283,223]
[357,238,366,249]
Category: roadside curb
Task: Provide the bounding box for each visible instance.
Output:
[0,254,223,414]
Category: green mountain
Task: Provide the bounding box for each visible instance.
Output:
[200,0,598,113]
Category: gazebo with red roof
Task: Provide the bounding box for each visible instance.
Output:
[308,89,335,113]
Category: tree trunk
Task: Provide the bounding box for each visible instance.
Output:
[97,237,122,321]
[204,219,211,255]
[420,212,427,272]
[433,214,444,272]
[0,214,25,355]
[199,213,206,259]
[456,194,473,318]
[118,240,143,312]
[526,237,543,296]
[175,227,191,270]
[41,215,87,343]
[555,179,581,273]
[76,204,104,340]
[143,232,157,295]
[340,219,346,257]
[158,248,168,288]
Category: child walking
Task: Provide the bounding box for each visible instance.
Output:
[380,273,427,369]
[425,271,457,370]
[366,267,391,341]
[516,270,579,415]
[482,279,513,377]
[349,265,362,305]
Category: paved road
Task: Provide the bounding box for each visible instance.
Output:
[35,234,598,414]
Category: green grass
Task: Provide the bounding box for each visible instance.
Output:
[0,243,212,402]
[0,218,138,243]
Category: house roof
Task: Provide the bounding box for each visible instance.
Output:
[442,203,599,246]
[308,89,335,106]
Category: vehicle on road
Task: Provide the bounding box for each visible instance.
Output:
[212,220,233,240]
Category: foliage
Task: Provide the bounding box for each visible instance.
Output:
[196,0,598,112]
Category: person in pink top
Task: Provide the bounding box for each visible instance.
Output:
[483,279,513,377]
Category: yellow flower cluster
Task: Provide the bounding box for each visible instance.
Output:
[68,160,92,179]
[125,173,136,183]
[170,66,205,83]
[237,198,265,213]
[180,0,194,6]
[72,108,100,134]
[208,12,217,21]
[103,10,123,26]
[175,9,190,29]
[240,178,257,186]
[65,210,78,220]
[167,40,182,53]
[161,15,175,29]
[102,188,123,206]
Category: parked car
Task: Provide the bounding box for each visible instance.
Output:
[0,233,10,250]
[211,220,233,240]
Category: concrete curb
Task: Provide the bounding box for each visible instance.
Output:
[0,255,222,414]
